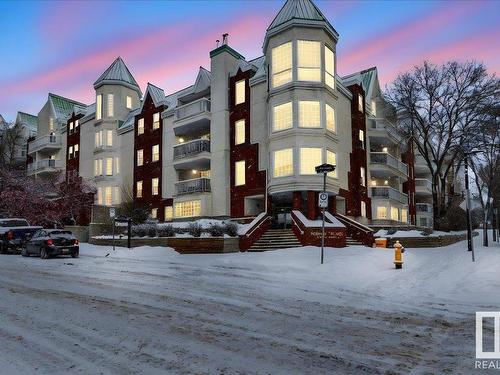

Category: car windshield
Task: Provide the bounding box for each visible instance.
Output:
[49,231,72,236]
[0,220,29,227]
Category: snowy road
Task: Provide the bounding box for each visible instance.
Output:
[0,235,498,374]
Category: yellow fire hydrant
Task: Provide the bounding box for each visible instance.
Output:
[394,240,404,269]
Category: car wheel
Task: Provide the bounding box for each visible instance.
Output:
[71,252,79,258]
[40,247,48,259]
[21,248,29,257]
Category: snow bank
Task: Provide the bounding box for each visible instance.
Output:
[374,229,467,238]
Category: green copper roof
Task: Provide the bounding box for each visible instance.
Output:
[17,111,38,130]
[94,57,141,95]
[48,93,86,122]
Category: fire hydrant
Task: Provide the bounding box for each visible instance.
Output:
[394,240,404,269]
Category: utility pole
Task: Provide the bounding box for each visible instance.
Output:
[464,152,475,262]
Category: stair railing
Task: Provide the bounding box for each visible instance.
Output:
[334,213,374,246]
[239,213,272,251]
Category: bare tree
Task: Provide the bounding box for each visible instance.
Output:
[386,60,498,226]
[0,121,26,169]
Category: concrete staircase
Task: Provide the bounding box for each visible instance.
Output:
[248,228,302,252]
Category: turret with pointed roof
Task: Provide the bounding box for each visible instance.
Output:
[94,57,142,96]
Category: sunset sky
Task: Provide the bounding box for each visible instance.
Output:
[0,0,499,121]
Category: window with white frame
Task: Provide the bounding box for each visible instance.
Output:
[49,117,54,131]
[95,130,103,148]
[401,208,408,223]
[114,187,121,205]
[235,80,245,105]
[271,42,292,88]
[126,95,132,109]
[300,147,322,175]
[235,161,246,186]
[164,206,173,221]
[391,206,399,221]
[358,94,364,112]
[298,40,321,82]
[325,104,336,132]
[273,101,293,132]
[74,144,79,154]
[94,159,103,176]
[360,166,366,186]
[106,130,113,146]
[136,181,143,198]
[326,150,337,177]
[107,94,114,117]
[106,157,113,176]
[273,148,293,177]
[235,119,245,145]
[359,129,365,149]
[361,201,366,218]
[325,46,335,89]
[96,94,102,120]
[68,146,73,159]
[152,144,160,162]
[174,200,201,218]
[114,157,120,174]
[104,186,113,206]
[97,187,103,205]
[152,178,159,195]
[75,119,79,129]
[69,122,74,133]
[137,149,143,166]
[298,101,321,128]
[377,206,387,219]
[153,112,160,130]
[151,208,158,219]
[137,118,144,135]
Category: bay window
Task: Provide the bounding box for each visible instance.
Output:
[377,206,387,219]
[300,147,322,175]
[326,150,337,177]
[325,46,335,89]
[325,104,336,132]
[297,40,321,82]
[298,101,320,128]
[106,130,113,146]
[106,157,113,176]
[96,94,102,120]
[126,95,132,109]
[97,187,103,205]
[107,94,114,117]
[391,207,399,221]
[271,42,292,88]
[273,148,293,177]
[105,186,113,206]
[272,101,293,132]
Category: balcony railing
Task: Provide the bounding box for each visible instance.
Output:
[415,178,432,192]
[371,186,408,204]
[27,159,62,174]
[173,139,210,160]
[370,152,408,175]
[174,98,211,122]
[28,134,62,154]
[416,203,433,213]
[175,177,211,195]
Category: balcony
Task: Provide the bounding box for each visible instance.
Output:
[367,118,401,144]
[416,203,433,213]
[173,98,211,136]
[371,186,408,204]
[28,134,62,154]
[370,152,408,177]
[415,178,432,195]
[27,159,63,175]
[174,139,210,159]
[175,178,211,195]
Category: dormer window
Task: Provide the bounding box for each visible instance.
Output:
[297,40,321,82]
[235,80,245,105]
[271,42,292,88]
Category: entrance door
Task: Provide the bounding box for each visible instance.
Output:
[272,205,292,229]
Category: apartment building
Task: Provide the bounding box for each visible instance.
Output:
[25,0,416,229]
[0,112,37,169]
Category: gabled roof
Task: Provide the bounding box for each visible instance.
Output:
[341,67,378,101]
[80,103,96,124]
[16,112,38,130]
[265,0,338,48]
[193,67,211,93]
[119,107,141,131]
[48,93,87,123]
[93,57,142,95]
[139,83,166,112]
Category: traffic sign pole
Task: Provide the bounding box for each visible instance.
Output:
[315,163,335,265]
[321,173,326,265]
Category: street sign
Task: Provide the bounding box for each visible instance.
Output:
[109,208,116,218]
[315,163,336,174]
[318,192,328,208]
[115,222,128,227]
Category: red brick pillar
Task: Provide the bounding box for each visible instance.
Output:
[328,195,336,214]
[292,191,302,210]
[307,190,317,220]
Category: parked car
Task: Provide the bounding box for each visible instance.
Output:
[0,218,43,254]
[22,229,79,259]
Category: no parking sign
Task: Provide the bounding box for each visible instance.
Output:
[318,192,328,208]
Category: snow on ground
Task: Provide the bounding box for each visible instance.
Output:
[0,233,498,374]
[374,229,467,238]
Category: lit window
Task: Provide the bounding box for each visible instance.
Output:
[377,206,387,219]
[106,130,113,146]
[298,40,321,82]
[272,42,292,88]
[325,104,335,132]
[106,157,113,176]
[126,95,132,109]
[68,146,73,159]
[200,170,211,178]
[164,206,173,221]
[137,118,144,135]
[96,94,102,120]
[326,150,337,178]
[359,129,365,149]
[152,178,159,195]
[401,208,408,223]
[115,157,120,174]
[360,167,366,186]
[97,187,103,205]
[136,181,143,198]
[235,80,245,105]
[151,208,158,219]
[174,200,201,218]
[235,119,245,145]
[273,101,293,132]
[235,161,246,186]
[74,144,79,154]
[273,148,293,177]
[49,117,54,131]
[325,46,335,89]
[300,148,322,175]
[95,130,103,148]
[107,94,114,117]
[69,122,74,132]
[391,207,399,221]
[137,149,143,166]
[105,187,113,206]
[358,94,363,112]
[361,201,366,218]
[153,112,160,130]
[298,101,320,128]
[371,99,376,115]
[114,187,121,205]
[75,120,79,129]
[94,160,99,176]
[152,145,160,162]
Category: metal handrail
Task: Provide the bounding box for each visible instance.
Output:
[371,186,408,204]
[174,98,210,121]
[173,139,210,159]
[370,152,408,175]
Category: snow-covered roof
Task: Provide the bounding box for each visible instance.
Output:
[93,57,142,96]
